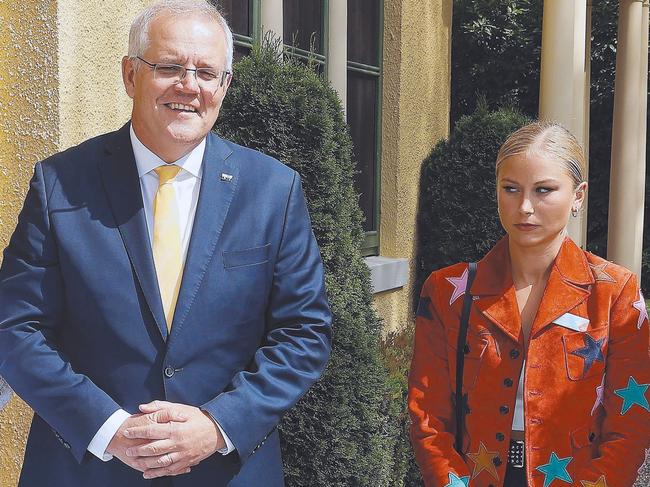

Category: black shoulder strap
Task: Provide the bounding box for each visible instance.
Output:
[455,262,478,454]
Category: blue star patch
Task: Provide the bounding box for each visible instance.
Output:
[416,296,433,320]
[614,376,650,415]
[569,333,605,376]
[536,452,573,487]
[444,472,470,487]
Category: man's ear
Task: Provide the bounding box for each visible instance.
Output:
[122,56,136,99]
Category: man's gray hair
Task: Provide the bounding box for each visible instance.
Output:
[128,0,234,71]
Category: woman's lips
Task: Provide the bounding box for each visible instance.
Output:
[514,223,539,231]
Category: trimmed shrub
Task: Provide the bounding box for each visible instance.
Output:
[214,38,399,487]
[415,103,530,291]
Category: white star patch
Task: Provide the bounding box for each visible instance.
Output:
[632,290,648,330]
[446,267,469,306]
[591,374,605,416]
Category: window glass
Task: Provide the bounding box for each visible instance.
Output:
[347,0,380,66]
[216,0,251,37]
[283,0,323,54]
[347,72,379,232]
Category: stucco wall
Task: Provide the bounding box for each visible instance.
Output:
[0,1,148,484]
[58,0,146,150]
[0,1,59,484]
[375,0,452,335]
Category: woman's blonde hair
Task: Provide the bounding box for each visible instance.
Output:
[495,121,587,188]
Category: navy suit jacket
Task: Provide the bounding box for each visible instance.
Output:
[0,123,332,487]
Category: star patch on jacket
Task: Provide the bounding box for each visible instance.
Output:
[536,452,573,487]
[632,290,648,330]
[443,472,469,487]
[569,333,605,376]
[614,376,650,415]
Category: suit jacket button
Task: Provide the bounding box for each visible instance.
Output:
[503,378,513,387]
[492,456,502,466]
[496,432,505,441]
[164,366,175,378]
[499,405,509,414]
[509,349,520,359]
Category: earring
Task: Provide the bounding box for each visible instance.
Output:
[571,207,579,218]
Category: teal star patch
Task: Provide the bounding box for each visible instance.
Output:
[614,376,650,415]
[536,452,573,487]
[444,472,470,487]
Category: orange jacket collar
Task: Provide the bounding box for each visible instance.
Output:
[471,236,595,343]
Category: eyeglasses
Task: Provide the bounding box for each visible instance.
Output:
[136,57,231,87]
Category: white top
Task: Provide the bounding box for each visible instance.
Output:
[86,126,234,460]
[511,359,525,431]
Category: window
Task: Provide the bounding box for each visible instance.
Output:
[215,0,260,62]
[347,0,382,254]
[283,0,327,74]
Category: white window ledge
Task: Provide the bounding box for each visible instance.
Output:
[364,256,409,294]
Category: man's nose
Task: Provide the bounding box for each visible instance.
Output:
[176,71,200,93]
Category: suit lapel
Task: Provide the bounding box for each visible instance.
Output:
[98,123,168,340]
[169,132,237,335]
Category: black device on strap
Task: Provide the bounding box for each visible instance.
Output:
[455,262,478,454]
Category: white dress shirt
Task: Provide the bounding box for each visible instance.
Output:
[87,126,234,461]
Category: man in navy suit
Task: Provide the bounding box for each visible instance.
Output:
[0,1,331,485]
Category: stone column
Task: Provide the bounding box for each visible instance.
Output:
[327,0,347,113]
[261,0,283,45]
[539,0,589,247]
[607,0,647,277]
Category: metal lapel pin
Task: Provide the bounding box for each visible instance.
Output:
[220,173,233,182]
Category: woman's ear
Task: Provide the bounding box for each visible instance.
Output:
[574,181,588,210]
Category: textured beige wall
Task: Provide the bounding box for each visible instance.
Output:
[0,1,148,484]
[58,0,149,150]
[0,0,59,484]
[375,0,452,336]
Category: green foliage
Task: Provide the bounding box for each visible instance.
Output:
[416,104,530,290]
[214,37,400,487]
[451,0,542,122]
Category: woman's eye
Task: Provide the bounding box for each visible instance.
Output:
[502,186,517,193]
[536,187,554,194]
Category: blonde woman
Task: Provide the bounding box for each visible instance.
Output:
[409,121,650,487]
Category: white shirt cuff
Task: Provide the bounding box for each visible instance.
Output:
[87,409,131,461]
[215,421,235,455]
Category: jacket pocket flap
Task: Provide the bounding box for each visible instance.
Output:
[223,244,271,269]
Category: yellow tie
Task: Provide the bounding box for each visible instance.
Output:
[153,165,183,331]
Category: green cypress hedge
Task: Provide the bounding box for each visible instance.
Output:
[415,103,530,292]
[214,39,399,487]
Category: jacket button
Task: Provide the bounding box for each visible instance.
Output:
[503,378,513,387]
[509,349,520,359]
[589,432,596,442]
[164,366,175,378]
[463,344,471,355]
[492,456,502,466]
[499,405,509,414]
[496,432,505,441]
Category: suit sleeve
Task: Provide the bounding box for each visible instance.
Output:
[201,172,332,463]
[573,273,650,485]
[408,274,471,486]
[0,163,121,463]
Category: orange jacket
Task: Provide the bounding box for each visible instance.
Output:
[409,237,650,487]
